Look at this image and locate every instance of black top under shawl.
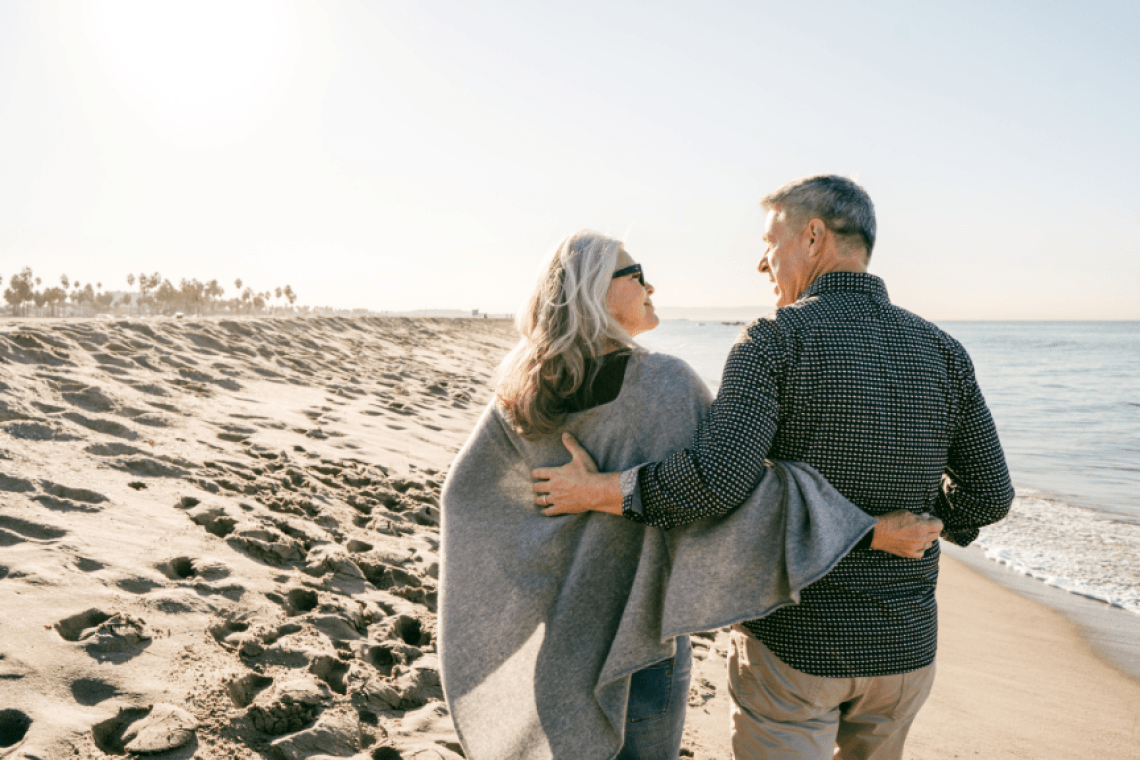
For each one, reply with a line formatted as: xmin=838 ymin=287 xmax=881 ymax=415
xmin=559 ymin=350 xmax=632 ymax=413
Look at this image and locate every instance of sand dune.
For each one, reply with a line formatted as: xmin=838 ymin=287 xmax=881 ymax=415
xmin=0 ymin=316 xmax=518 ymax=759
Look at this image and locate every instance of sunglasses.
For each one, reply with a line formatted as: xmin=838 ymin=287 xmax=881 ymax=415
xmin=612 ymin=263 xmax=645 ymax=286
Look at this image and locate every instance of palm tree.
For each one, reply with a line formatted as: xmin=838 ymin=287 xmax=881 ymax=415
xmin=204 ymin=280 xmax=223 ymax=314
xmin=4 ymin=268 xmax=34 ymax=316
xmin=126 ymin=274 xmax=135 ymax=315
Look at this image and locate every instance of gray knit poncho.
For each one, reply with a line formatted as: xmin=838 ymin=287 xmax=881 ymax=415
xmin=440 ymin=352 xmax=875 ymax=760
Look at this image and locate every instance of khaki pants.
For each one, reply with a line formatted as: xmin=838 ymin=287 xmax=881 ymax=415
xmin=728 ymin=628 xmax=935 ymax=760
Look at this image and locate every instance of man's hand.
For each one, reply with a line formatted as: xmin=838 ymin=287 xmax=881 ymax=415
xmin=871 ymin=510 xmax=944 ymax=559
xmin=532 ymin=433 xmax=623 ymax=516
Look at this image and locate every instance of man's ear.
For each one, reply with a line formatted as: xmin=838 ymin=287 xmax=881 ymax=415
xmin=806 ymin=219 xmax=827 ymax=257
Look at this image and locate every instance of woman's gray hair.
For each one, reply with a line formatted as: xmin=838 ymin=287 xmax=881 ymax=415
xmin=761 ymin=175 xmax=877 ymax=256
xmin=496 ymin=230 xmax=634 ymax=439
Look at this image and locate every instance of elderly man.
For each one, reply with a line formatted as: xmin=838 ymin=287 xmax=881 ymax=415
xmin=534 ymin=175 xmax=1014 ymax=760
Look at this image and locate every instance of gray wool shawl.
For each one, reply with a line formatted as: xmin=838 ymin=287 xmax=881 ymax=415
xmin=439 ymin=352 xmax=876 ymax=760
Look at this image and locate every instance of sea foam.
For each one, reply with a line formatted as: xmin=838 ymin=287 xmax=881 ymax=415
xmin=974 ymin=489 xmax=1140 ymax=614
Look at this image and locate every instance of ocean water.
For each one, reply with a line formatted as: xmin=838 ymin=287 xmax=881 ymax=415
xmin=638 ymin=319 xmax=1140 ymax=615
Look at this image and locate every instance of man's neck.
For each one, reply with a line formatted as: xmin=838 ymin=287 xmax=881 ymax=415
xmin=796 ymin=258 xmax=868 ymax=300
xmin=828 ymin=260 xmax=869 ymax=275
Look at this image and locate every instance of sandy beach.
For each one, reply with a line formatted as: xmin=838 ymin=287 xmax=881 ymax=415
xmin=1 ymin=316 xmax=1137 ymax=759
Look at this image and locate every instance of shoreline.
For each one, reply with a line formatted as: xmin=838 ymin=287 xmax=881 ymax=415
xmin=903 ymin=553 xmax=1140 ymax=759
xmin=944 ymin=543 xmax=1140 ymax=682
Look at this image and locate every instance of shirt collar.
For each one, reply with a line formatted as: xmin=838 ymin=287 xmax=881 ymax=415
xmin=798 ymin=272 xmax=889 ymax=303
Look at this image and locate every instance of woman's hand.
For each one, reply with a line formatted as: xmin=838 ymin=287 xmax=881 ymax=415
xmin=532 ymin=433 xmax=623 ymax=516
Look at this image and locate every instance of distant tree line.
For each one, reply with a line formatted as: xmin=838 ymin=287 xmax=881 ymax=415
xmin=1 ymin=268 xmax=300 ymax=318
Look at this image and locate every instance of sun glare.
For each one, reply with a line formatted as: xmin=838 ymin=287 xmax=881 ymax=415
xmin=80 ymin=0 xmax=296 ymax=127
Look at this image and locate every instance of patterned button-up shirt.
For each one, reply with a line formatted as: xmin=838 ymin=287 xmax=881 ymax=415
xmin=625 ymin=272 xmax=1014 ymax=677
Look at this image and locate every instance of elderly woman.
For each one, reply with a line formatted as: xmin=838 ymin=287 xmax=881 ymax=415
xmin=439 ymin=231 xmax=877 ymax=760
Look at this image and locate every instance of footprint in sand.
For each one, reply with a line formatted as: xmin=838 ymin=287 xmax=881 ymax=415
xmin=185 ymin=505 xmax=238 ymax=538
xmin=74 ymin=557 xmax=105 ymax=572
xmin=31 ymin=481 xmax=109 ymax=513
xmin=107 ymin=456 xmax=189 ymax=479
xmin=2 ymin=420 xmax=82 ymax=441
xmin=127 ymin=380 xmax=170 ymax=396
xmin=70 ymin=677 xmax=118 ymax=706
xmin=0 ymin=653 xmax=30 ymax=681
xmin=0 ymin=397 xmax=34 ymax=423
xmin=54 ymin=608 xmax=153 ymax=660
xmin=244 ymin=677 xmax=329 ymax=737
xmin=115 ymin=576 xmax=164 ymax=594
xmin=0 ymin=514 xmax=68 ymax=546
xmin=35 ymin=372 xmax=85 ymax=392
xmin=2 ymin=332 xmax=74 ymax=366
xmin=84 ymin=442 xmax=144 ymax=457
xmin=92 ymin=704 xmax=197 ymax=756
xmin=226 ymin=672 xmax=275 ymax=708
xmin=61 ymin=411 xmax=138 ymax=440
xmin=308 ymin=653 xmax=350 ymax=694
xmin=281 ymin=588 xmax=319 ymax=617
xmin=61 ymin=386 xmax=121 ymax=414
xmin=0 ymin=709 xmax=32 ymax=752
xmin=91 ymin=352 xmax=135 ymax=371
xmin=0 ymin=474 xmax=35 ymax=493
xmin=156 ymin=556 xmax=197 ymax=581
xmin=208 ymin=616 xmax=253 ymax=650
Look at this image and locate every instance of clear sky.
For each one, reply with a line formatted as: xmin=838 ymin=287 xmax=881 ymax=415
xmin=1 ymin=0 xmax=1137 ymax=319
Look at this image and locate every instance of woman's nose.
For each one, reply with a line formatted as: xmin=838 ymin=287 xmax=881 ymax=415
xmin=758 ymin=256 xmax=770 ymax=274
xmin=645 ymin=282 xmax=655 ymax=295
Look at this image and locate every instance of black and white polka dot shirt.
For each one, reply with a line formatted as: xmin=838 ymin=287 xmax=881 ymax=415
xmin=626 ymin=272 xmax=1014 ymax=677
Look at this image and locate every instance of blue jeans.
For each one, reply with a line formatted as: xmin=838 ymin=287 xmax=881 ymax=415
xmin=617 ymin=635 xmax=692 ymax=760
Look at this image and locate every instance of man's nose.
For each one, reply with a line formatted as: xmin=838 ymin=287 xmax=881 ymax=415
xmin=645 ymin=282 xmax=655 ymax=296
xmin=758 ymin=256 xmax=770 ymax=274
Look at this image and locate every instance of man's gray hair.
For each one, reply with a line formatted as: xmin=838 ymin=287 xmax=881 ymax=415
xmin=761 ymin=175 xmax=876 ymax=256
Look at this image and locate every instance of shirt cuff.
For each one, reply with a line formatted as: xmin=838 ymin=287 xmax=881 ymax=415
xmin=619 ymin=465 xmax=647 ymax=523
